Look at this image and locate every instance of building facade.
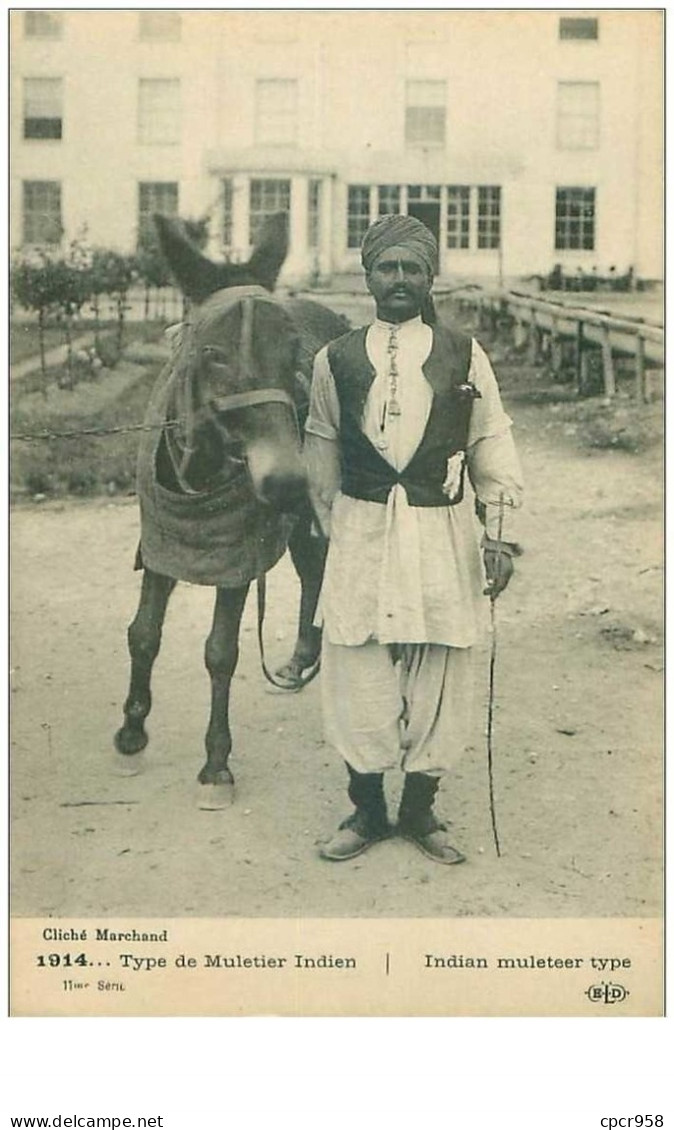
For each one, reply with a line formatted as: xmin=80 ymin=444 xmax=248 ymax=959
xmin=10 ymin=9 xmax=663 ymax=284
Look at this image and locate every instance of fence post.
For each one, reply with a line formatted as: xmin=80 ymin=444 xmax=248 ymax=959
xmin=550 ymin=315 xmax=563 ymax=379
xmin=635 ymin=333 xmax=647 ymax=402
xmin=527 ymin=306 xmax=541 ymax=364
xmin=575 ymin=318 xmax=584 ymax=392
xmin=513 ymin=314 xmax=527 ymax=351
xmin=600 ymin=323 xmax=616 ymax=398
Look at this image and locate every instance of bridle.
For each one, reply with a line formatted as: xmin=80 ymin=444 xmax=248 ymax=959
xmin=199 ymin=291 xmax=299 ymax=422
xmin=168 ymin=293 xmax=301 ymax=477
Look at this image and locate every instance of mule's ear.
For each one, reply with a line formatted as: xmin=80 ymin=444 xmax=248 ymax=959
xmin=154 ymin=214 xmax=228 ymax=303
xmin=247 ymin=211 xmax=289 ymax=291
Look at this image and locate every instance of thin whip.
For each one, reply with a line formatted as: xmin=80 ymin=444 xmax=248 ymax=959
xmin=486 ymin=491 xmax=505 ymax=857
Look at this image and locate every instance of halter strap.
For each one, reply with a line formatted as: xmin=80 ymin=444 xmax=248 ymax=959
xmin=209 ymin=386 xmax=296 ymax=414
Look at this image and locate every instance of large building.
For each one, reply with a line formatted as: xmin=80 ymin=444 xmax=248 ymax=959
xmin=10 ymin=9 xmax=663 ymax=285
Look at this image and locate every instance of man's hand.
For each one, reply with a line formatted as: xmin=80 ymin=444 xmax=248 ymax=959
xmin=482 ymin=538 xmax=522 ymax=599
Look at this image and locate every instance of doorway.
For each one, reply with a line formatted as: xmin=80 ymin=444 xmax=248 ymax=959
xmin=407 ymin=200 xmax=440 ymax=246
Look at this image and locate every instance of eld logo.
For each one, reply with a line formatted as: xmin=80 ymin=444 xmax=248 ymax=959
xmin=585 ymin=981 xmax=630 ymax=1004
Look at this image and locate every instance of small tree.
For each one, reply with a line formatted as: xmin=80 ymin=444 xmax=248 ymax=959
xmin=50 ymin=239 xmax=94 ymax=386
xmin=10 ymin=251 xmax=64 ymax=378
xmin=93 ymin=251 xmax=137 ymax=351
xmin=88 ymin=247 xmax=134 ymax=350
xmin=11 ymin=240 xmax=96 ymax=384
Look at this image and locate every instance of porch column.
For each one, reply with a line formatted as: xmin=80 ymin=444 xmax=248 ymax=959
xmin=232 ymin=173 xmax=249 ymax=260
xmin=289 ymin=175 xmax=309 ymax=280
xmin=368 ymin=184 xmax=377 ymax=225
xmin=438 ymin=185 xmax=449 ymax=278
xmin=468 ymin=185 xmax=479 ymax=253
xmin=319 ymin=176 xmax=333 ymax=279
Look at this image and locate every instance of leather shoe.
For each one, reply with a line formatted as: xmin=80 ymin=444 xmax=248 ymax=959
xmin=399 ymin=820 xmax=466 ymax=865
xmin=319 ymin=812 xmax=390 ymax=862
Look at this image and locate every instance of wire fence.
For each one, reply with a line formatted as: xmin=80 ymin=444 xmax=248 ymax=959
xmin=10 ymin=420 xmax=181 ymax=443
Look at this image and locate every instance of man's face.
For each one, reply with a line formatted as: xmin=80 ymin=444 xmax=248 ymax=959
xmin=365 ymin=244 xmax=433 ymax=323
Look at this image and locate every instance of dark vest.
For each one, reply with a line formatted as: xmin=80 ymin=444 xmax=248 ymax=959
xmin=327 ymin=323 xmax=478 ymax=507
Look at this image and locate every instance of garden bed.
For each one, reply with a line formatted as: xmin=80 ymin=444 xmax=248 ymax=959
xmin=10 ymin=346 xmax=166 ymax=502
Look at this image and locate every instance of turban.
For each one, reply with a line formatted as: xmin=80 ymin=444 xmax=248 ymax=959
xmin=361 ymin=214 xmax=439 ymax=276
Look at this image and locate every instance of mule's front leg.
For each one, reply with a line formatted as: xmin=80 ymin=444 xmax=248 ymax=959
xmin=114 ymin=568 xmax=176 ymax=763
xmin=275 ymin=510 xmax=326 ymax=690
xmin=198 ymin=583 xmax=249 ymax=808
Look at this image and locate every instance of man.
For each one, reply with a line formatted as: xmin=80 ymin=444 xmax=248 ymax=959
xmin=304 ymin=214 xmax=523 ymax=864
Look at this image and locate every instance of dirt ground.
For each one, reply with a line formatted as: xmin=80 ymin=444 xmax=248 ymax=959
xmin=10 ymin=364 xmax=663 ymax=921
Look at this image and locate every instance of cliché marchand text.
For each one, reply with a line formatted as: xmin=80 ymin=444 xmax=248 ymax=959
xmin=42 ymin=928 xmax=169 ymax=943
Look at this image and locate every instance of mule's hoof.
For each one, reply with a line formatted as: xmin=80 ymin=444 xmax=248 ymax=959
xmin=270 ymin=659 xmax=318 ymax=693
xmin=114 ymin=726 xmax=148 ymax=757
xmin=111 ymin=750 xmax=146 ymax=777
xmin=196 ymin=780 xmax=235 ymax=810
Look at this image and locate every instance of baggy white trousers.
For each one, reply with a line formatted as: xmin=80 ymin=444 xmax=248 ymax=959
xmin=320 ymin=638 xmax=475 ymax=777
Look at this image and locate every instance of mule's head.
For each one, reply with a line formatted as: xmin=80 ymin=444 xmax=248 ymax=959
xmin=156 ymin=213 xmax=307 ymax=512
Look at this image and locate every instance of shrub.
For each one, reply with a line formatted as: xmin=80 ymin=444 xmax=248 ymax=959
xmin=66 ymin=465 xmax=99 ymax=495
xmin=95 ymin=332 xmax=122 ymax=370
xmin=25 ymin=468 xmax=54 ymax=497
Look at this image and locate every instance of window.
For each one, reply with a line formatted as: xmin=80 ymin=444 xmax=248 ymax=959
xmin=405 ymin=80 xmax=446 ymax=147
xmin=408 ymin=184 xmax=441 ymax=203
xmin=23 ymin=77 xmax=63 ymax=140
xmin=138 ymin=182 xmax=179 ymax=247
xmin=477 ymin=186 xmax=501 ymax=249
xmin=255 ymin=79 xmax=298 ymax=146
xmin=559 ymin=17 xmax=598 ymax=41
xmin=138 ymin=79 xmax=181 ymax=145
xmin=308 ymin=179 xmax=322 ymax=249
xmin=24 ymin=11 xmax=62 ymax=38
xmin=446 ymin=186 xmax=470 ymax=249
xmin=347 ymin=185 xmax=371 ymax=249
xmin=378 ymin=185 xmax=401 ymax=216
xmin=221 ymin=179 xmax=233 ymax=249
xmin=249 ymin=179 xmax=290 ymax=245
xmin=444 ymin=185 xmax=502 ymax=251
xmin=555 ymin=187 xmax=595 ymax=250
xmin=139 ymin=12 xmax=182 ymax=41
xmin=557 ymin=82 xmax=599 ymax=149
xmin=23 ymin=180 xmax=62 ymax=245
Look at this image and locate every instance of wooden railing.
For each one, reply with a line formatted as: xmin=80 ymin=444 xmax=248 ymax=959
xmin=435 ymin=286 xmax=664 ymax=402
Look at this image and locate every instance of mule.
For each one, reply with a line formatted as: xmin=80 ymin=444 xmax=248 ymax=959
xmin=114 ymin=212 xmax=347 ymax=807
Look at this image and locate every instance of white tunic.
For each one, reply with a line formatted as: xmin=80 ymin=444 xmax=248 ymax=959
xmin=305 ymin=316 xmax=523 ymax=648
